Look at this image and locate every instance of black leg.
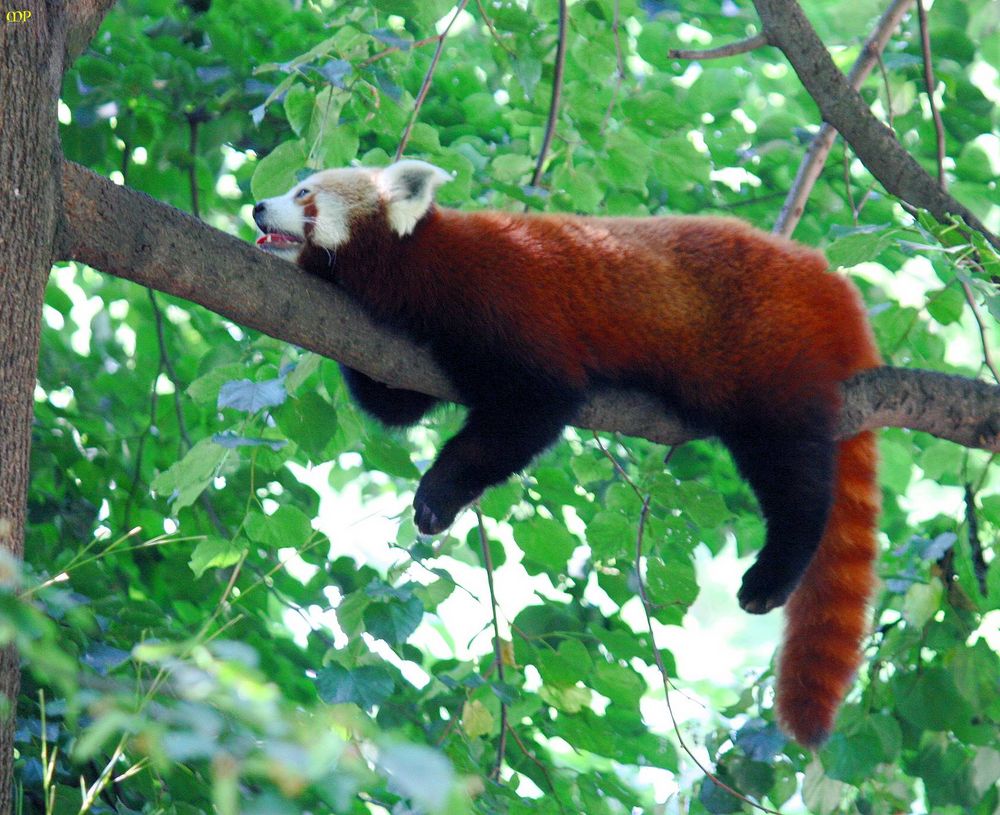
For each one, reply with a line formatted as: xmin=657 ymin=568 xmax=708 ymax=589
xmin=341 ymin=365 xmax=439 ymax=428
xmin=721 ymin=424 xmax=837 ymax=614
xmin=413 ymin=395 xmax=582 ymax=534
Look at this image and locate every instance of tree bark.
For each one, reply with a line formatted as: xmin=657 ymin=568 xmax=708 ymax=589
xmin=0 ymin=3 xmax=114 ymax=811
xmin=58 ymin=162 xmax=1000 ymax=453
xmin=0 ymin=6 xmax=66 ymax=812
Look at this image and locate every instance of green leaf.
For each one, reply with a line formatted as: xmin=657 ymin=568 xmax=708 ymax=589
xmin=901 ymin=578 xmax=943 ymax=629
xmin=363 ymin=595 xmax=424 ymax=644
xmin=895 ymin=667 xmax=974 ymax=732
xmin=377 ymin=743 xmax=455 ymax=815
xmin=337 ymin=591 xmax=371 ymax=639
xmin=412 ymin=578 xmax=453 ymax=612
xmin=513 ymin=517 xmax=578 ymax=574
xmin=925 ymin=286 xmax=965 ymax=325
xmin=491 ymin=154 xmax=535 ymax=183
xmin=539 ymin=683 xmax=591 ymax=714
xmin=361 ymin=435 xmax=420 ymax=479
xmin=825 ymin=227 xmax=896 ymax=267
xmin=537 ymin=638 xmax=593 ymax=686
xmin=218 ymin=377 xmax=287 ymax=413
xmin=461 ymin=699 xmax=494 ymax=739
xmin=644 ymin=553 xmax=699 ymax=623
xmin=189 ymin=537 xmax=247 ymax=578
xmin=316 ymin=664 xmax=394 ymax=709
xmin=283 ymin=83 xmax=314 ymax=137
xmin=151 ymin=437 xmax=229 ymax=512
xmin=275 ymin=391 xmax=336 ymax=459
xmin=590 ymin=661 xmax=645 ymax=708
xmin=244 ymin=505 xmax=314 ymax=549
xmin=586 ymin=510 xmax=633 ymax=561
xmin=251 ymin=139 xmax=308 ymax=199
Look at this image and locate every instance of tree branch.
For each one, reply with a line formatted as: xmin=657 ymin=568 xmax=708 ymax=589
xmin=774 ymin=0 xmax=915 ymax=236
xmin=63 ymin=0 xmax=117 ymax=68
xmin=394 ymin=0 xmax=470 ymax=161
xmin=669 ymin=33 xmax=770 ymax=61
xmin=751 ymin=0 xmax=999 ymax=250
xmin=915 ymin=0 xmax=947 ymax=190
xmin=529 ymin=0 xmax=568 ymax=188
xmin=57 ymin=161 xmax=1000 ymax=453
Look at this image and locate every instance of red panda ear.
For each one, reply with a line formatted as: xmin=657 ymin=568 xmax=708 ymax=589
xmin=376 ymin=160 xmax=453 ymax=236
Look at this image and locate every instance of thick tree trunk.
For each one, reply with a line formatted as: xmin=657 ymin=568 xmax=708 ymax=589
xmin=0 ymin=6 xmax=68 ymax=812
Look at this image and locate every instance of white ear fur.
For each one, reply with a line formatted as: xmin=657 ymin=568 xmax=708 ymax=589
xmin=376 ymin=160 xmax=453 ymax=236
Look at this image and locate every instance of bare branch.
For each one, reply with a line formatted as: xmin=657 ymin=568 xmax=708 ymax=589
xmin=599 ymin=0 xmax=626 ymax=135
xmin=394 ymin=0 xmax=471 ymax=161
xmin=754 ymin=0 xmax=998 ymax=249
xmin=529 ymin=0 xmax=568 ymax=188
xmin=669 ymin=32 xmax=770 ymax=61
xmin=473 ymin=508 xmax=507 ymax=781
xmin=63 ymin=0 xmax=117 ymax=67
xmin=58 ymin=162 xmax=1000 ymax=453
xmin=916 ymin=0 xmax=947 ymax=189
xmin=960 ymin=280 xmax=1000 ymax=384
xmin=774 ymin=0 xmax=914 ymax=237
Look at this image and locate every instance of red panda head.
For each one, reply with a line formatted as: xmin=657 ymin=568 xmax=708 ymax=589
xmin=253 ymin=160 xmax=452 ymax=261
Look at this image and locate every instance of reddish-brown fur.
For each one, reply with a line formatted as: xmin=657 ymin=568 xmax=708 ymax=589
xmin=777 ymin=431 xmax=881 ymax=745
xmin=257 ymin=169 xmax=882 ymax=746
xmin=335 ymin=207 xmax=883 ymax=746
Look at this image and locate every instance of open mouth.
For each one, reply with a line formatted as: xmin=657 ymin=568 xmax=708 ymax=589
xmin=256 ymin=230 xmax=304 ymax=250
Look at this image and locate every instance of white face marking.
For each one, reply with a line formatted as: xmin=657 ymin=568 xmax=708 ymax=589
xmin=310 ymin=190 xmax=350 ymax=248
xmin=257 ymin=186 xmax=306 ymax=237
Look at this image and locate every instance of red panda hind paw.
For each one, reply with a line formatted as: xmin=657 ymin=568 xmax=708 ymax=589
xmin=737 ymin=564 xmax=796 ymax=615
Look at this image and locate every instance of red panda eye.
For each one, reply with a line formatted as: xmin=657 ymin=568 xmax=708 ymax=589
xmin=295 ymin=188 xmax=310 ymax=200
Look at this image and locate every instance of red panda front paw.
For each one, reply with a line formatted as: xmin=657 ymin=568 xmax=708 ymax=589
xmin=413 ymin=479 xmax=467 ymax=535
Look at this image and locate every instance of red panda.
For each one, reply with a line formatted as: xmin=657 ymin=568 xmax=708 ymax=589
xmin=253 ymin=159 xmax=882 ymax=748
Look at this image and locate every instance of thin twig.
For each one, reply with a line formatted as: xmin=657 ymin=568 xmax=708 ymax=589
xmin=959 ymin=279 xmax=1000 ymax=383
xmin=669 ymin=32 xmax=770 ymax=60
xmin=147 ymin=287 xmax=230 ymax=537
xmin=916 ymin=0 xmax=946 ymax=189
xmin=360 ymin=34 xmax=440 ymax=68
xmin=964 ymin=484 xmax=989 ymax=597
xmin=474 ymin=506 xmax=508 ymax=780
xmin=851 ymin=51 xmax=898 ymax=218
xmin=773 ymin=0 xmax=915 ymax=237
xmin=843 ymin=141 xmax=859 ymax=224
xmin=633 ymin=497 xmax=785 ymax=815
xmin=186 ymin=112 xmax=202 ymax=218
xmin=395 ymin=0 xmax=471 ymax=161
xmin=529 ymin=0 xmax=568 ymax=188
xmin=599 ymin=0 xmax=626 ymax=135
xmin=505 ymin=725 xmax=567 ymax=814
xmin=474 ymin=0 xmax=516 ymax=58
xmin=592 ymin=432 xmax=642 ymax=499
xmin=875 ymin=51 xmax=895 ymax=134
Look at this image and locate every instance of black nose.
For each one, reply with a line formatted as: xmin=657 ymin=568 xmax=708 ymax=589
xmin=252 ymin=201 xmax=266 ymax=228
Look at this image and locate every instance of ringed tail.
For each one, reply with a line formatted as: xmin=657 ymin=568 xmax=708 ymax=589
xmin=776 ymin=430 xmax=881 ymax=747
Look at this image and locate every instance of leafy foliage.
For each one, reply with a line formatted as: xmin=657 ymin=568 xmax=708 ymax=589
xmin=12 ymin=0 xmax=999 ymax=813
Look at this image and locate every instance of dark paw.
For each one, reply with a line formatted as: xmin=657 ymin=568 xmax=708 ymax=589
xmin=737 ymin=562 xmax=796 ymax=615
xmin=412 ymin=480 xmax=470 ymax=536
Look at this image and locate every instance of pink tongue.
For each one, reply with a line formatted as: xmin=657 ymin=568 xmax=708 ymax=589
xmin=256 ymin=233 xmax=298 ymax=246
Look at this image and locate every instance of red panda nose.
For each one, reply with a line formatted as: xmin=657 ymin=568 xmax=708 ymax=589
xmin=252 ymin=202 xmax=266 ymax=228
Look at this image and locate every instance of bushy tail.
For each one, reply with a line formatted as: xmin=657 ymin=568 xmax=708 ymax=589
xmin=776 ymin=430 xmax=880 ymax=747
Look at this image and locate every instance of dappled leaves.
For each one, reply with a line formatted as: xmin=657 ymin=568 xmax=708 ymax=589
xmin=17 ymin=0 xmax=1000 ymax=812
